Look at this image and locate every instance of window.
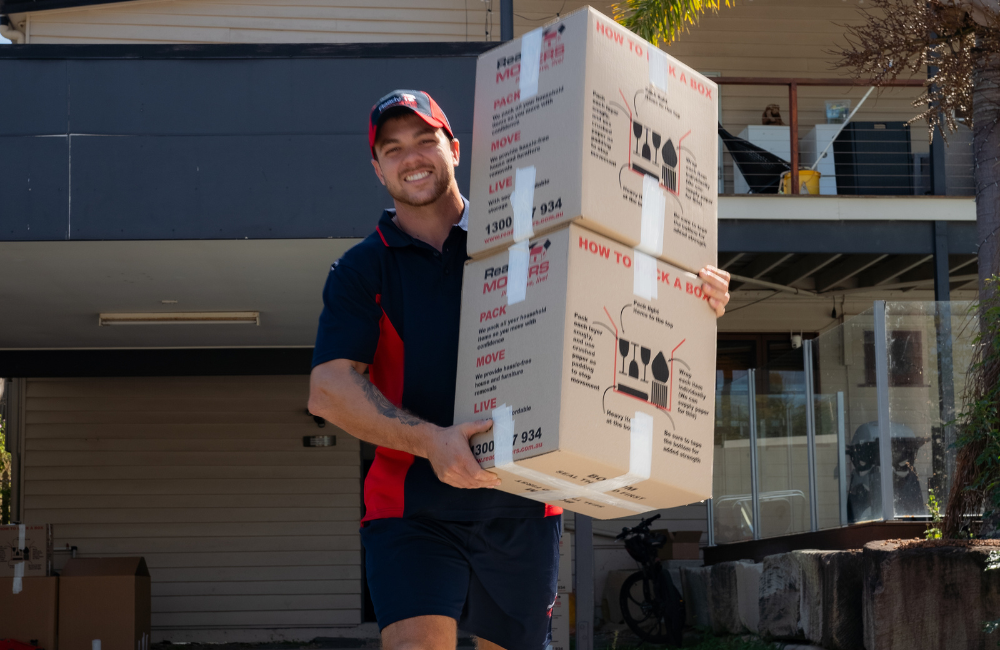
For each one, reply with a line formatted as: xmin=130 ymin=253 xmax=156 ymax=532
xmin=862 ymin=330 xmax=925 ymax=387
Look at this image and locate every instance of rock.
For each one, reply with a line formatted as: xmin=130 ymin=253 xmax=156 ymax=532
xmin=709 ymin=561 xmax=747 ymax=634
xmin=792 ymin=551 xmax=825 ymax=644
xmin=864 ymin=540 xmax=1000 ymax=650
xmin=680 ymin=565 xmax=712 ymax=629
xmin=601 ymin=569 xmax=634 ymax=624
xmin=734 ymin=561 xmax=763 ymax=634
xmin=758 ymin=552 xmax=805 ymax=640
xmin=819 ymin=550 xmax=864 ymax=650
xmin=663 ymin=559 xmax=703 ymax=600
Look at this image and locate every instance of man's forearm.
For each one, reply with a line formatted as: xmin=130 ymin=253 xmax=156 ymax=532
xmin=308 ymin=359 xmax=436 ymax=457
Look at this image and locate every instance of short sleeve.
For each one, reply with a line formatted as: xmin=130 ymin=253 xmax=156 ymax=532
xmin=311 ymin=255 xmax=383 ymax=369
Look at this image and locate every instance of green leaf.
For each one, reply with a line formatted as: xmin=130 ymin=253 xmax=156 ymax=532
xmin=612 ymin=0 xmax=733 ymax=45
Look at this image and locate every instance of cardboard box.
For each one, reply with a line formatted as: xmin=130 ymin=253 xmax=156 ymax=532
xmin=550 ymin=591 xmax=571 ymax=650
xmin=58 ymin=558 xmax=151 ymax=650
xmin=469 ymin=6 xmax=718 ymax=273
xmin=0 ymin=576 xmax=58 ymax=649
xmin=0 ymin=525 xmax=53 ymax=577
xmin=454 ymin=224 xmax=716 ymax=519
xmin=557 ymin=530 xmax=573 ymax=592
xmin=656 ymin=530 xmax=703 ymax=560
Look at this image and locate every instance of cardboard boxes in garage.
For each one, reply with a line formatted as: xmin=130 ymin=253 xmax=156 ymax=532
xmin=1 ymin=524 xmax=53 ymax=578
xmin=0 ymin=576 xmax=59 ymax=650
xmin=454 ymin=226 xmax=716 ymax=519
xmin=59 ymin=557 xmax=152 ymax=650
xmin=468 ymin=6 xmax=718 ymax=274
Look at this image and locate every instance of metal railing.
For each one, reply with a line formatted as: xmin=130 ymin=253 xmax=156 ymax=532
xmin=715 ymin=77 xmax=974 ymax=197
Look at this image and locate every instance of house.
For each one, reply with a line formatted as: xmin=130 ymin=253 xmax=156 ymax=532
xmin=0 ymin=0 xmax=978 ymax=641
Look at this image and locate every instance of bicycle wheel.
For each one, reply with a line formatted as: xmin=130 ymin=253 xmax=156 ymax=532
xmin=619 ymin=569 xmax=684 ymax=646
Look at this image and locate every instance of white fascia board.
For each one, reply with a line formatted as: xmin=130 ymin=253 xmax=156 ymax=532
xmin=719 ymin=195 xmax=976 ymax=222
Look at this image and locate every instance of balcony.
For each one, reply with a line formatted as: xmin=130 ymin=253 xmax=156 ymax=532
xmin=714 ymin=77 xmax=975 ymax=198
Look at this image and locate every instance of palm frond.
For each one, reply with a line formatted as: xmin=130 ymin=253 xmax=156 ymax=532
xmin=612 ymin=0 xmax=732 ymax=45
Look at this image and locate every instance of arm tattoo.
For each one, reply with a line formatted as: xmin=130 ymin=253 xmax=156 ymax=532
xmin=350 ymin=369 xmax=424 ymax=427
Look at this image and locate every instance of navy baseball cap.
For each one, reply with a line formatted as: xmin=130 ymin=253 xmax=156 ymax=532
xmin=369 ymin=89 xmax=455 ymax=157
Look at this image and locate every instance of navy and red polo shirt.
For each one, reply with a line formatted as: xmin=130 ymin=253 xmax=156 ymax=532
xmin=312 ymin=200 xmax=561 ymax=522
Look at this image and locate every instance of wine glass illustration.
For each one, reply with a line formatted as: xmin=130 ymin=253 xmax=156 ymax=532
xmin=619 ymin=338 xmax=631 ymax=374
xmin=651 ymin=132 xmax=662 ymax=166
xmin=629 ymin=343 xmax=640 ymax=379
xmin=641 ymin=129 xmax=651 ymax=162
xmin=632 ymin=121 xmax=643 ymax=156
xmin=640 ymin=346 xmax=651 ymax=381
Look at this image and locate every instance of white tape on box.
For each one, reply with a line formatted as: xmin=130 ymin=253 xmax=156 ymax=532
xmin=639 ymin=174 xmax=666 ymax=257
xmin=492 ymin=403 xmax=515 ymax=467
xmin=633 ymin=250 xmax=658 ymax=301
xmin=17 ymin=524 xmax=25 ymax=549
xmin=649 ymin=47 xmax=669 ymax=92
xmin=519 ymin=28 xmax=543 ymax=101
xmin=506 ymin=240 xmax=530 ymax=306
xmin=489 ymin=404 xmax=654 ymax=514
xmin=12 ymin=561 xmax=23 ymax=594
xmin=511 ymin=165 xmax=537 ymax=243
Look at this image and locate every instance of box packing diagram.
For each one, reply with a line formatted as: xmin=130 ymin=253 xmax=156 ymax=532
xmin=468 ymin=6 xmax=718 ymax=273
xmin=454 ymin=226 xmax=717 ymax=519
xmin=457 ymin=7 xmax=719 ymax=519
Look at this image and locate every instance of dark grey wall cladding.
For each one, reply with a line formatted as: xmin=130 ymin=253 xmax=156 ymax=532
xmin=0 ymin=51 xmax=479 ymax=241
xmin=0 ymin=60 xmax=69 ymax=136
xmin=1 ymin=136 xmax=69 ymax=240
xmin=720 ymin=220 xmax=978 ymax=255
xmin=67 ymin=58 xmax=478 ymax=136
xmin=70 ymin=132 xmax=471 ymax=239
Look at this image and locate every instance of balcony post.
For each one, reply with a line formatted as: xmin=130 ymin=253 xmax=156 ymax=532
xmin=789 ymin=82 xmax=800 ymax=194
xmin=500 ymin=0 xmax=514 ymax=41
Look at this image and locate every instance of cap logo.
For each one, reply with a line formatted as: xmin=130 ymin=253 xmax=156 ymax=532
xmin=377 ymin=93 xmax=419 ymax=114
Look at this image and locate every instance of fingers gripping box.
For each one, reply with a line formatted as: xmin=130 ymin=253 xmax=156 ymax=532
xmin=454 ymin=224 xmax=716 ymax=519
xmin=469 ymin=6 xmax=718 ymax=273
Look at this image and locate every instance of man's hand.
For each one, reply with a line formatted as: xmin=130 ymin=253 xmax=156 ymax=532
xmin=425 ymin=419 xmax=502 ymax=490
xmin=700 ymin=265 xmax=731 ymax=318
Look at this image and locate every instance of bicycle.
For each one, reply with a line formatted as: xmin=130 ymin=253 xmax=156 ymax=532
xmin=615 ymin=513 xmax=686 ymax=646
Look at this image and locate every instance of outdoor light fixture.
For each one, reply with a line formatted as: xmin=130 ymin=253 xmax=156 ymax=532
xmin=98 ymin=312 xmax=260 ymax=326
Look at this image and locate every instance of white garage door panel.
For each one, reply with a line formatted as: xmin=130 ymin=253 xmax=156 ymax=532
xmin=22 ymin=376 xmax=363 ymax=639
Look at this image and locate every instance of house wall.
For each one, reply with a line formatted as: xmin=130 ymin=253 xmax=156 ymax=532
xmin=20 ymin=376 xmax=363 ymax=641
xmin=11 ymin=0 xmax=612 ymax=44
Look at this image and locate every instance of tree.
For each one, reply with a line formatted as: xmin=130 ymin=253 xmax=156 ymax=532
xmin=834 ymin=0 xmax=999 ymax=296
xmin=613 ymin=0 xmax=732 ymax=45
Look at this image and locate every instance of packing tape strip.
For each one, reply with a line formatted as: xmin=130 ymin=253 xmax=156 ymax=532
xmin=639 ymin=174 xmax=666 ymax=257
xmin=506 ymin=240 xmax=530 ymax=306
xmin=519 ymin=27 xmax=543 ymax=101
xmin=649 ymin=46 xmax=669 ymax=92
xmin=489 ymin=404 xmax=653 ymax=513
xmin=511 ymin=165 xmax=537 ymax=243
xmin=12 ymin=561 xmax=23 ymax=594
xmin=633 ymin=250 xmax=658 ymax=301
xmin=492 ymin=403 xmax=515 ymax=467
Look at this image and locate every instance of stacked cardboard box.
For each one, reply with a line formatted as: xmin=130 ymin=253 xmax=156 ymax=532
xmin=455 ymin=6 xmax=719 ymax=519
xmin=0 ymin=525 xmax=56 ymax=648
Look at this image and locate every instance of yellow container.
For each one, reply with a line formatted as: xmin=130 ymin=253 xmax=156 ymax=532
xmin=781 ymin=169 xmax=821 ymax=195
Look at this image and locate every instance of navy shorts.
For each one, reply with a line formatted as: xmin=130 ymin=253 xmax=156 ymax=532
xmin=360 ymin=515 xmax=562 ymax=649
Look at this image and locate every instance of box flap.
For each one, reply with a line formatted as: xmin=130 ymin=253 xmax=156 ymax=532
xmin=667 ymin=531 xmax=703 ymax=544
xmin=61 ymin=557 xmax=149 ymax=577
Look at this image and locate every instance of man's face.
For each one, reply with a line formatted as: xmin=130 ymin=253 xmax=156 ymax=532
xmin=371 ymin=112 xmax=460 ymax=208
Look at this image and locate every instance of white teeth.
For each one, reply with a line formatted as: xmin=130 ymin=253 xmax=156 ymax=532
xmin=404 ymin=171 xmax=431 ymax=182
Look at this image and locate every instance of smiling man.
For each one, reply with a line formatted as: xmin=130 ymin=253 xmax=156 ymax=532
xmin=307 ymin=89 xmax=731 ymax=650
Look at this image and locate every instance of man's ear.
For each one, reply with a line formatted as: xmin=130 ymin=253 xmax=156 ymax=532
xmin=450 ymin=138 xmax=461 ymax=168
xmin=371 ymin=158 xmax=387 ymax=186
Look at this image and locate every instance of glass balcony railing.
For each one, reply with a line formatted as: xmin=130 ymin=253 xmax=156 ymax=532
xmin=710 ymin=300 xmax=977 ymax=545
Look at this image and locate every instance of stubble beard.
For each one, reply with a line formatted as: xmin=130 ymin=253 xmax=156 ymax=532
xmin=387 ymin=165 xmax=454 ymax=208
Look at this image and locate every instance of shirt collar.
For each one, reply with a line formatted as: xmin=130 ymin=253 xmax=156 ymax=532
xmin=377 ymin=195 xmax=469 ymax=248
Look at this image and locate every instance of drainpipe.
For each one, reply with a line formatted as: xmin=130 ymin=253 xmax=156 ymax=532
xmin=0 ymin=16 xmax=26 ymax=43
